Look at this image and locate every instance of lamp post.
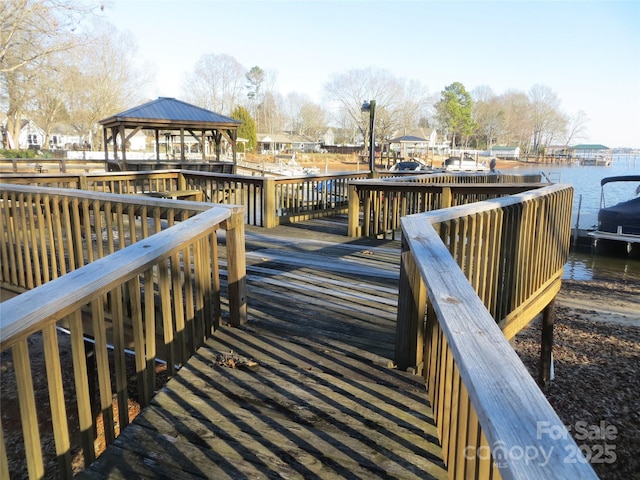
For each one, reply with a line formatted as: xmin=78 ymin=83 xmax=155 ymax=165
xmin=361 ymin=100 xmax=376 ymax=172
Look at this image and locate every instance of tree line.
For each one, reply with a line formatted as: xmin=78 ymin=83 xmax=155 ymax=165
xmin=2 ymin=0 xmax=588 ymax=155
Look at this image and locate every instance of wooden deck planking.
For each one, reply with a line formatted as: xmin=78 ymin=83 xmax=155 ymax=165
xmin=79 ymin=217 xmax=448 ymax=479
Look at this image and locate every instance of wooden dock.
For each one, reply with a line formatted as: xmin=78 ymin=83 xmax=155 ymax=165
xmin=78 ymin=216 xmax=448 ymax=479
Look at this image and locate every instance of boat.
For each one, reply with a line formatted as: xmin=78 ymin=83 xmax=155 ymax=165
xmin=588 ymin=175 xmax=640 ymax=255
xmin=443 ymin=156 xmax=489 ymax=172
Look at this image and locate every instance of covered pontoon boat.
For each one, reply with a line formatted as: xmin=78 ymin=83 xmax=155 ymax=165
xmin=589 ymin=175 xmax=640 ymax=255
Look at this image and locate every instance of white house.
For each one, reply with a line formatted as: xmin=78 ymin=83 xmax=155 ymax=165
xmin=491 ymin=146 xmax=521 ymax=159
xmin=257 ymin=132 xmax=321 ymax=154
xmin=1 ymin=119 xmax=46 ymax=150
xmin=128 ymin=131 xmax=147 ymax=151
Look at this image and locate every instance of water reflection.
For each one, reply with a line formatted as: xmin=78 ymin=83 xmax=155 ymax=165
xmin=565 ymin=250 xmax=640 ymax=282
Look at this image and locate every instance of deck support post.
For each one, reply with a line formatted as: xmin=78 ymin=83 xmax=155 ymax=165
xmin=225 ymin=211 xmax=247 ymax=326
xmin=539 ymin=299 xmax=555 ymax=386
xmin=263 ymin=177 xmax=277 ymax=228
xmin=347 ymin=184 xmax=361 ymax=237
xmin=395 ymin=238 xmax=426 ymax=373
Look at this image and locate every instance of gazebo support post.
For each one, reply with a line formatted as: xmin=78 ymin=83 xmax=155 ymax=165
xmin=180 ymin=128 xmax=185 ymax=162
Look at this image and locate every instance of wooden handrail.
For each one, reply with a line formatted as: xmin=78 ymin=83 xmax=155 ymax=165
xmin=0 ymin=170 xmax=370 ymax=229
xmin=395 ymin=184 xmax=597 ymax=479
xmin=0 ymin=185 xmax=246 ymax=479
xmin=347 ymin=173 xmax=544 ymax=238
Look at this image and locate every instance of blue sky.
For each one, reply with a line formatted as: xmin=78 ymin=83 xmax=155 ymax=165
xmin=103 ymin=1 xmax=640 ymax=148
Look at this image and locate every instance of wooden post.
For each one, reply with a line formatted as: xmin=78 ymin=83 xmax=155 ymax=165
xmin=178 ymin=172 xmax=187 ymax=191
xmin=225 ymin=210 xmax=247 ymax=326
xmin=78 ymin=174 xmax=88 ymax=191
xmin=395 ymin=238 xmax=426 ymax=373
xmin=180 ymin=128 xmax=185 ymax=161
xmin=347 ymin=184 xmax=361 ymax=237
xmin=539 ymin=298 xmax=555 ymax=386
xmin=103 ymin=128 xmax=109 ymax=167
xmin=442 ymin=186 xmax=452 ymax=208
xmin=263 ymin=177 xmax=277 ymax=228
xmin=118 ymin=125 xmax=127 ymax=171
xmin=85 ymin=342 xmax=97 ymax=432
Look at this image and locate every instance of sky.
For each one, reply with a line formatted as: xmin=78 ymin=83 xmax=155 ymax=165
xmin=102 ymin=0 xmax=640 ymax=149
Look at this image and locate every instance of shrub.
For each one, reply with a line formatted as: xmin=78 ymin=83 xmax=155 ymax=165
xmin=0 ymin=149 xmax=37 ymax=159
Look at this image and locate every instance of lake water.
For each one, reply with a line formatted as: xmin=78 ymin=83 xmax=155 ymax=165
xmin=502 ymin=155 xmax=640 ymax=282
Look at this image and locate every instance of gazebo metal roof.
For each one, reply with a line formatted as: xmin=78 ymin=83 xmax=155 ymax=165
xmin=99 ymin=97 xmax=241 ymax=129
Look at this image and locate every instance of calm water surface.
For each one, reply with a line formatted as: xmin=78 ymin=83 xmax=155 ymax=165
xmin=504 ymin=155 xmax=640 ymax=282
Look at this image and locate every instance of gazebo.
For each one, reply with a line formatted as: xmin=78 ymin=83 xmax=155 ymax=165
xmin=99 ymin=97 xmax=241 ymax=170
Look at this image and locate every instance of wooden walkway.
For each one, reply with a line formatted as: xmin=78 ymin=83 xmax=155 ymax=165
xmin=78 ymin=216 xmax=447 ymax=479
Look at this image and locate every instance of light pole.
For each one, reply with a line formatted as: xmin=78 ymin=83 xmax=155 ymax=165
xmin=361 ymin=100 xmax=376 ymax=172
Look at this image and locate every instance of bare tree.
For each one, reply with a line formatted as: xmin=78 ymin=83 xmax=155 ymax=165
xmin=282 ymin=92 xmax=328 ymax=140
xmin=245 ymin=66 xmax=264 ymax=128
xmin=565 ymin=110 xmax=590 ymax=145
xmin=529 ymin=84 xmax=565 ymax=154
xmin=24 ymin=53 xmax=69 ymax=148
xmin=0 ymin=0 xmax=95 ymax=73
xmin=64 ymin=21 xmax=150 ymax=149
xmin=473 ymin=96 xmax=505 ymax=150
xmin=254 ymin=69 xmax=282 ymax=134
xmin=183 ymin=53 xmax=246 ymax=115
xmin=498 ymin=90 xmax=534 ymax=152
xmin=471 ymin=85 xmax=495 ymax=104
xmin=323 ymin=67 xmax=428 ymax=145
xmin=1 ymin=0 xmax=97 ymax=144
xmin=393 ymin=78 xmax=431 ymax=137
xmin=1 ymin=65 xmax=38 ymax=146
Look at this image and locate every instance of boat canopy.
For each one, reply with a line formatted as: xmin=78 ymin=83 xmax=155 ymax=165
xmin=600 ymin=175 xmax=640 ymax=186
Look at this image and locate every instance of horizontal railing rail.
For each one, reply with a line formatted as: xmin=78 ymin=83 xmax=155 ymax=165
xmin=0 ymin=158 xmax=108 ymax=174
xmin=181 ymin=170 xmax=369 ymax=227
xmin=348 ymin=172 xmax=543 ymax=238
xmin=395 ymin=184 xmax=597 ymax=479
xmin=0 ymin=184 xmax=247 ymax=479
xmin=0 ymin=170 xmax=371 ymax=229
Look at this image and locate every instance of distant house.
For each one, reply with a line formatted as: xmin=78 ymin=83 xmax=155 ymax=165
xmin=412 ymin=127 xmax=438 ymax=147
xmin=0 ymin=118 xmax=46 ymax=150
xmin=387 ymin=135 xmax=429 ymax=158
xmin=128 ymin=131 xmax=147 ymax=151
xmin=412 ymin=128 xmax=451 ymax=155
xmin=257 ymin=132 xmax=320 ymax=154
xmin=321 ymin=128 xmax=335 ymax=146
xmin=387 ymin=128 xmax=442 ymax=157
xmin=491 ymin=146 xmax=520 ymax=159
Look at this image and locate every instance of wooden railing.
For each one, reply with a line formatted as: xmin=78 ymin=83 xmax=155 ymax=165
xmin=0 ymin=184 xmax=247 ymax=479
xmin=0 ymin=158 xmax=108 ymax=174
xmin=348 ymin=172 xmax=543 ymax=238
xmin=0 ymin=170 xmax=369 ymax=229
xmin=0 ymin=158 xmax=236 ymax=174
xmin=394 ymin=184 xmax=597 ymax=479
xmin=181 ymin=170 xmax=368 ymax=227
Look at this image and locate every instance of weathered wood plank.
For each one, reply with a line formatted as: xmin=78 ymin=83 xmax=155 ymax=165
xmin=81 ymin=340 xmax=447 ymax=480
xmin=78 ymin=217 xmax=448 ymax=480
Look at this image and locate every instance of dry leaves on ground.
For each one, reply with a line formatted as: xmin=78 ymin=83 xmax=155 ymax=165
xmin=514 ymin=278 xmax=640 ymax=480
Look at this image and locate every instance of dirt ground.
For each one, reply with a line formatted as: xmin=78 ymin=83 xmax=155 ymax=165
xmin=514 ymin=278 xmax=640 ymax=480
